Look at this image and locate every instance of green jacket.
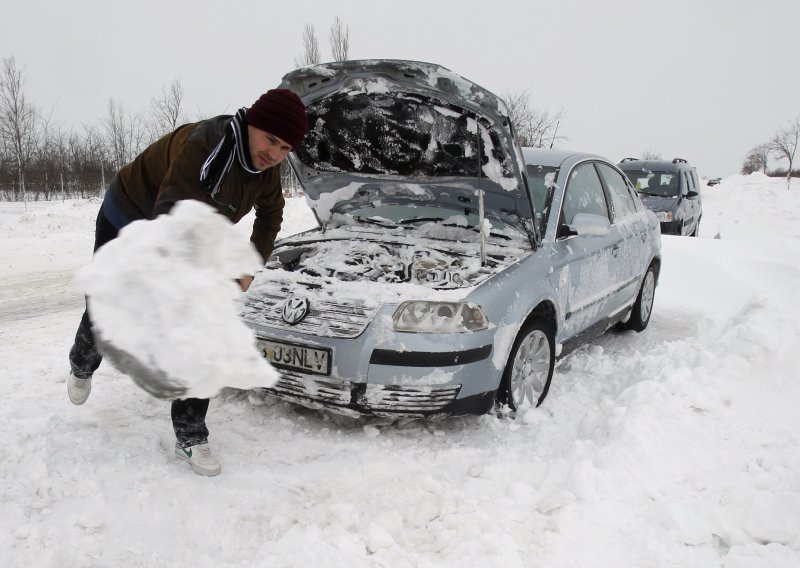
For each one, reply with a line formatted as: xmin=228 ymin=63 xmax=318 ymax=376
xmin=105 ymin=115 xmax=284 ymax=261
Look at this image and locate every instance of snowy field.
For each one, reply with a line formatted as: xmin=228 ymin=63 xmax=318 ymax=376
xmin=1 ymin=174 xmax=799 ymax=567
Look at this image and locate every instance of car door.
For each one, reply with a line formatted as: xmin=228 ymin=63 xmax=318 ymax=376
xmin=549 ymin=161 xmax=625 ymax=340
xmin=596 ymin=162 xmax=649 ymax=308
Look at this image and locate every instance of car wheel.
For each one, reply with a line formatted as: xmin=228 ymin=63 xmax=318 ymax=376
xmin=622 ymin=264 xmax=657 ymax=332
xmin=499 ymin=318 xmax=555 ymax=412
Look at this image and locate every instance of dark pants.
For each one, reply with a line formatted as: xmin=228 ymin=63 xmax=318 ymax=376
xmin=69 ymin=205 xmax=210 ymax=447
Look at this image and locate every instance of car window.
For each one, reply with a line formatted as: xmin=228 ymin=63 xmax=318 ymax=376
xmin=525 ymin=164 xmax=559 ymax=230
xmin=597 ymin=163 xmax=637 ymax=221
xmin=561 ymin=162 xmax=609 ymax=225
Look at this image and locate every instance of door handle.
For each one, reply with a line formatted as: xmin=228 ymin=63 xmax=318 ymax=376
xmin=612 ymin=245 xmax=620 ymax=257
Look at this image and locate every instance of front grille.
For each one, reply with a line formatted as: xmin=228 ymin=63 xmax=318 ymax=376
xmin=262 ymin=372 xmax=462 ymax=416
xmin=361 ymin=384 xmax=462 ymax=412
xmin=268 ymin=369 xmax=352 ymax=406
xmin=242 ymin=288 xmax=376 ymax=338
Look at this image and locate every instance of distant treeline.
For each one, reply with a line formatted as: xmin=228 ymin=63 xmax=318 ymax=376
xmin=0 ymin=57 xmax=302 ymax=202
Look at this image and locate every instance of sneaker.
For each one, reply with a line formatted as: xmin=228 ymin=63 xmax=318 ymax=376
xmin=67 ymin=373 xmax=92 ymax=405
xmin=175 ymin=443 xmax=221 ymax=477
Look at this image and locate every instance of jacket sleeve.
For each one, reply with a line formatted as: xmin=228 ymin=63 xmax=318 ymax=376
xmin=250 ymin=170 xmax=285 ymax=262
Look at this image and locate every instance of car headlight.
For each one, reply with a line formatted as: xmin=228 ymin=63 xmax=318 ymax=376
xmin=393 ymin=301 xmax=488 ymax=333
xmin=656 ymin=211 xmax=673 ymax=222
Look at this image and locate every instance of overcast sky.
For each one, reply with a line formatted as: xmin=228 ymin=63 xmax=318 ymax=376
xmin=2 ymin=0 xmax=798 ymax=176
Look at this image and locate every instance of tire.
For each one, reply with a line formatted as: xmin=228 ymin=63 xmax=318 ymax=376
xmin=499 ymin=317 xmax=555 ymax=412
xmin=622 ymin=264 xmax=657 ymax=332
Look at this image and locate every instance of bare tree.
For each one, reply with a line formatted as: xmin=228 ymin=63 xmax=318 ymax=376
xmin=0 ymin=56 xmax=39 ymax=202
xmin=769 ymin=117 xmax=800 ymax=189
xmin=640 ymin=150 xmax=662 ymax=160
xmin=295 ymin=24 xmax=321 ymax=68
xmin=741 ymin=143 xmax=771 ymax=175
xmin=503 ymin=89 xmax=566 ymax=148
xmin=329 ymin=17 xmax=350 ymax=62
xmin=101 ymin=97 xmax=146 ymax=170
xmin=151 ymin=79 xmax=185 ymax=136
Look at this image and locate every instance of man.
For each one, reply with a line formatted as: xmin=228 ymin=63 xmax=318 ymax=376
xmin=67 ymin=89 xmax=308 ymax=476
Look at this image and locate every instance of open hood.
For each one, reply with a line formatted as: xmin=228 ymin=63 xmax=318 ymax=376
xmin=278 ymin=60 xmax=535 ymax=239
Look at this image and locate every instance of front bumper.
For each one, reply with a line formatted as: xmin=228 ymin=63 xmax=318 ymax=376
xmin=659 ymin=220 xmax=682 ymax=235
xmin=262 ymin=368 xmax=495 ymax=417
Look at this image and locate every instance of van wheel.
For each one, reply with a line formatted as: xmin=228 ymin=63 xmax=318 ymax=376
xmin=499 ymin=317 xmax=555 ymax=412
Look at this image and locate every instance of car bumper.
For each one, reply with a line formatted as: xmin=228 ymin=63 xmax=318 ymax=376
xmin=659 ymin=220 xmax=682 ymax=235
xmin=246 ymin=308 xmax=502 ymax=417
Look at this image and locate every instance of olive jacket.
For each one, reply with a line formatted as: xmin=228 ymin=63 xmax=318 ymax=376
xmin=103 ymin=115 xmax=284 ymax=261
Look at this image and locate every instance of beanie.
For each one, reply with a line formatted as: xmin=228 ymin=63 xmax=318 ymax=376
xmin=245 ymin=89 xmax=308 ymax=149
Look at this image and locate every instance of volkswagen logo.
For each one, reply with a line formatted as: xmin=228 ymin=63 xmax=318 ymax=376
xmin=281 ymin=297 xmax=309 ymax=325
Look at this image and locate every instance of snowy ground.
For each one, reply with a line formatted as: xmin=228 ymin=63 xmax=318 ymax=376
xmin=1 ymin=174 xmax=799 ymax=567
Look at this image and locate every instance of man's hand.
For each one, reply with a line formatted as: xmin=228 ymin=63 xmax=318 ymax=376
xmin=237 ymin=275 xmax=254 ymax=292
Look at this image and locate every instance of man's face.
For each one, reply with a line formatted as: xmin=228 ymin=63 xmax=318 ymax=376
xmin=248 ymin=125 xmax=292 ymax=171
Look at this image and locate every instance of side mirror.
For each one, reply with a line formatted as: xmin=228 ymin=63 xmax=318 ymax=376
xmin=685 ymin=190 xmax=699 ymax=199
xmin=559 ymin=213 xmax=610 ymax=238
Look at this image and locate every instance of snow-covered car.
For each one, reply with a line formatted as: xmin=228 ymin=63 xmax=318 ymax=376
xmin=617 ymin=158 xmax=703 ymax=236
xmin=241 ymin=60 xmax=662 ymax=417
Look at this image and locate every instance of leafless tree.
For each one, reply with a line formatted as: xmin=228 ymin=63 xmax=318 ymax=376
xmin=769 ymin=117 xmax=800 ymax=189
xmin=503 ymin=89 xmax=566 ymax=148
xmin=640 ymin=150 xmax=662 ymax=160
xmin=151 ymin=79 xmax=186 ymax=136
xmin=295 ymin=24 xmax=321 ymax=68
xmin=741 ymin=143 xmax=771 ymax=175
xmin=0 ymin=56 xmax=39 ymax=201
xmin=101 ymin=97 xmax=146 ymax=170
xmin=329 ymin=17 xmax=351 ymax=62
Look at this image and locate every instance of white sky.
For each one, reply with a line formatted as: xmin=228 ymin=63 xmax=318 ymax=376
xmin=2 ymin=0 xmax=798 ymax=176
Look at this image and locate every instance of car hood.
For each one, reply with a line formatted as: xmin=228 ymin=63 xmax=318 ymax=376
xmin=639 ymin=194 xmax=679 ymax=212
xmin=278 ymin=60 xmax=534 ymax=239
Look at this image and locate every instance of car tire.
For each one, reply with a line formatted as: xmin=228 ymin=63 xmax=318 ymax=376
xmin=499 ymin=317 xmax=555 ymax=412
xmin=621 ymin=264 xmax=657 ymax=332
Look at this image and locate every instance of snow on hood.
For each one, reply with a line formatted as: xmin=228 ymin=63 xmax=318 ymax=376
xmin=639 ymin=194 xmax=679 ymax=213
xmin=279 ymin=60 xmax=534 ymax=236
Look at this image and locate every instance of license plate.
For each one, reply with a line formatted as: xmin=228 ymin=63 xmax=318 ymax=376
xmin=258 ymin=339 xmax=331 ymax=376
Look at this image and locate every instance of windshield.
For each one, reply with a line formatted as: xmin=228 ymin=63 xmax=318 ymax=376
xmin=525 ymin=164 xmax=559 ymax=230
xmin=296 ymin=91 xmax=514 ymax=180
xmin=623 ymin=170 xmax=680 ymax=197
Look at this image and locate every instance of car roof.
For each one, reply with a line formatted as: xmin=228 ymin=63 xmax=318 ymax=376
xmin=521 ymin=147 xmax=607 ymax=167
xmin=617 ymin=158 xmax=693 ymax=173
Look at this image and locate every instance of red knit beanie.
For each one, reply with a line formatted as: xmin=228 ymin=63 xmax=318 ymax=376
xmin=245 ymin=89 xmax=308 ymax=149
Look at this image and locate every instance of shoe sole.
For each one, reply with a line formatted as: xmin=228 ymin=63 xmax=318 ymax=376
xmin=175 ymin=448 xmax=221 ymax=477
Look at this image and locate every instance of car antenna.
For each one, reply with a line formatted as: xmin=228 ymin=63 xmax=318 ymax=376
xmin=549 ymin=120 xmax=560 ymax=149
xmin=477 ymin=121 xmax=486 ymax=266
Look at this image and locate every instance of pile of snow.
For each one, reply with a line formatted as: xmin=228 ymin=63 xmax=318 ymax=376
xmin=80 ymin=200 xmax=279 ymax=399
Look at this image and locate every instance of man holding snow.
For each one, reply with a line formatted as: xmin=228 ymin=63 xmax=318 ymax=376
xmin=67 ymin=89 xmax=308 ymax=476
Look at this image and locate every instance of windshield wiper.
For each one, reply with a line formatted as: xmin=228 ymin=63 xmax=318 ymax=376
xmin=352 ymin=216 xmax=399 ymax=228
xmin=398 ymin=217 xmax=446 ymax=225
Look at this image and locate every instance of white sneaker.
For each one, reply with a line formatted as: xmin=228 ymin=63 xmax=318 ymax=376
xmin=67 ymin=373 xmax=92 ymax=405
xmin=175 ymin=443 xmax=221 ymax=477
